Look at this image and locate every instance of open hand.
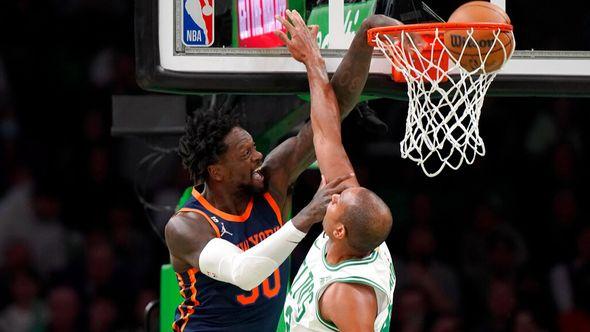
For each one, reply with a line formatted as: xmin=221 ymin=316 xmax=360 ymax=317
xmin=291 ymin=173 xmax=354 ymax=232
xmin=275 ymin=10 xmax=321 ymax=65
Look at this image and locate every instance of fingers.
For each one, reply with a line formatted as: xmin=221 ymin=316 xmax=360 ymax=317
xmin=289 ymin=9 xmax=306 ymax=26
xmin=283 ymin=9 xmax=307 ymax=31
xmin=284 ymin=10 xmax=297 ymax=27
xmin=274 ymin=30 xmax=289 ymax=45
xmin=319 ymin=174 xmax=327 ymax=189
xmin=309 ymin=25 xmax=319 ymax=39
xmin=278 ymin=9 xmax=305 ymax=31
xmin=275 ymin=14 xmax=294 ymax=32
xmin=324 ymin=173 xmax=355 ymax=188
xmin=277 ymin=10 xmax=317 ymax=40
xmin=327 ymin=183 xmax=350 ymax=196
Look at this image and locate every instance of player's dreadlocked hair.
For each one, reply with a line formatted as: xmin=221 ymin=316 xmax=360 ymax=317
xmin=179 ymin=100 xmax=240 ymax=183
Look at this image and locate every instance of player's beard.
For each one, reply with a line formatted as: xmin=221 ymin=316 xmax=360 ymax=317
xmin=239 ymin=182 xmax=265 ymax=195
xmin=238 ymin=175 xmax=267 ymax=195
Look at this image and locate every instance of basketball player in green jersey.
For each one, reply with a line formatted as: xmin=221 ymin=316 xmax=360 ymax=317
xmin=276 ymin=10 xmax=397 ymax=332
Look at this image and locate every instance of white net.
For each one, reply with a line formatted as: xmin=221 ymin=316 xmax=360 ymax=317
xmin=374 ymin=27 xmax=514 ymax=177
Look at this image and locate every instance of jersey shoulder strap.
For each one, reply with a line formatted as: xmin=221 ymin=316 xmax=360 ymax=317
xmin=176 ymin=207 xmax=221 ymax=238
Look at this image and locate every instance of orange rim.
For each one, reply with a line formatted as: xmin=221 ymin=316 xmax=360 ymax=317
xmin=367 ymin=22 xmax=513 ymax=46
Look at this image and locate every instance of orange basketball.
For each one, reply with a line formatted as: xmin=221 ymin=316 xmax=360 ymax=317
xmin=443 ymin=1 xmax=514 ymax=73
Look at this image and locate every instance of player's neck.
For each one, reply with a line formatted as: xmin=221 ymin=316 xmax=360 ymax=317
xmin=200 ymin=182 xmax=251 ymax=215
xmin=325 ymin=240 xmax=369 ymax=265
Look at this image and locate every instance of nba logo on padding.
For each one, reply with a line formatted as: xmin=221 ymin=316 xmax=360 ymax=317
xmin=183 ymin=0 xmax=214 ymax=46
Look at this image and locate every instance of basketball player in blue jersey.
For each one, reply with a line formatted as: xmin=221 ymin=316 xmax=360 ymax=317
xmin=164 ymin=11 xmax=404 ymax=332
xmin=277 ymin=10 xmax=399 ymax=331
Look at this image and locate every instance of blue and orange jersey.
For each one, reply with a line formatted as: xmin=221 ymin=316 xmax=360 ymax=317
xmin=173 ymin=188 xmax=289 ymax=332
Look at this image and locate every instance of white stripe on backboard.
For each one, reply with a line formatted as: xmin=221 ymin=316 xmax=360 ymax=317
xmin=490 ymin=0 xmax=506 ymax=10
xmin=329 ymin=0 xmax=346 ymax=48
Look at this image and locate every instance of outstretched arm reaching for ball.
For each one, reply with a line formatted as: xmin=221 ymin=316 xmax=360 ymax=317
xmin=276 ymin=10 xmax=365 ymax=187
xmin=260 ymin=12 xmax=404 ymax=212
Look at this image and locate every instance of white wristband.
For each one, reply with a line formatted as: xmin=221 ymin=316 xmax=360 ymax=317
xmin=199 ymin=220 xmax=306 ymax=290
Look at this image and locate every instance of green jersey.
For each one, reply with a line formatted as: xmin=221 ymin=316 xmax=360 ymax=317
xmin=283 ymin=233 xmax=396 ymax=332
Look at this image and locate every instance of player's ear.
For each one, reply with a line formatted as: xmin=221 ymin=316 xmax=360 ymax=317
xmin=207 ymin=164 xmax=224 ymax=182
xmin=332 ymin=223 xmax=346 ymax=240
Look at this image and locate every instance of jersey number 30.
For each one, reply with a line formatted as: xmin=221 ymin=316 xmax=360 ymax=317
xmin=236 ymin=269 xmax=281 ymax=305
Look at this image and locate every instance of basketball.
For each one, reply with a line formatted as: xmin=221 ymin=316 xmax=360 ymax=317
xmin=444 ymin=1 xmax=514 ymax=72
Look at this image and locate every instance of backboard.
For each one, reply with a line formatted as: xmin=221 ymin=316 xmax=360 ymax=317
xmin=135 ymin=0 xmax=590 ymax=98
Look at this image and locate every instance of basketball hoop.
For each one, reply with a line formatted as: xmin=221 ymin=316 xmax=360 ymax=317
xmin=368 ymin=22 xmax=514 ymax=177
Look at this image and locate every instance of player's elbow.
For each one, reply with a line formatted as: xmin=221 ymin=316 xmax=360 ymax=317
xmin=231 ymin=271 xmax=265 ymax=291
xmin=200 ymin=238 xmax=280 ymax=290
xmin=230 ymin=256 xmax=278 ymax=291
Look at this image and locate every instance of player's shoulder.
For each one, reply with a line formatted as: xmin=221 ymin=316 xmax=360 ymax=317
xmin=319 ymin=282 xmax=377 ymax=329
xmin=169 ymin=209 xmax=207 ymax=226
xmin=323 ymin=282 xmax=376 ymax=301
xmin=166 ymin=210 xmax=215 ymax=242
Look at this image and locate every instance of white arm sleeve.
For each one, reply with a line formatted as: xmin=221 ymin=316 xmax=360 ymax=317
xmin=198 ymin=221 xmax=306 ymax=291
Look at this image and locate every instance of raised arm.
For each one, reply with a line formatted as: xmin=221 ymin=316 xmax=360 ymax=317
xmin=265 ymin=14 xmax=405 ymax=203
xmin=276 ymin=10 xmax=359 ymax=187
xmin=263 ymin=13 xmax=389 ymax=205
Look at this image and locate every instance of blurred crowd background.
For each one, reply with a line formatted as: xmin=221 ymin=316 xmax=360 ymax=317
xmin=1 ymin=1 xmax=590 ymax=332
